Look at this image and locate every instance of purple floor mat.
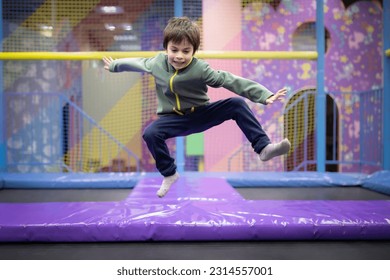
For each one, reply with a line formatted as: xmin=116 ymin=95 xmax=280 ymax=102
xmin=0 ymin=176 xmax=389 ymax=242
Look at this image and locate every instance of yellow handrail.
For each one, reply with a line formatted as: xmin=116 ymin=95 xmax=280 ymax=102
xmin=0 ymin=51 xmax=318 ymax=60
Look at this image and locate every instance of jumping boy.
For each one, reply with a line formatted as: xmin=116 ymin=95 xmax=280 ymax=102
xmin=103 ymin=17 xmax=291 ymax=198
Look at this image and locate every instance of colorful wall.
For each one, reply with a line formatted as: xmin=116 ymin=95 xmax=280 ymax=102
xmin=242 ymin=0 xmax=382 ymax=172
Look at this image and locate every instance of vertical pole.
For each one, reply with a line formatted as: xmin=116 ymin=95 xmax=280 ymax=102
xmin=316 ymin=0 xmax=326 ymax=172
xmin=174 ymin=0 xmax=183 ymax=18
xmin=0 ymin=0 xmax=6 ymax=172
xmin=174 ymin=0 xmax=185 ymax=173
xmin=383 ymin=1 xmax=390 ymax=170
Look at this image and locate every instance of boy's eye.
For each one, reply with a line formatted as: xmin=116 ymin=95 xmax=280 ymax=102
xmin=169 ymin=49 xmax=191 ymax=55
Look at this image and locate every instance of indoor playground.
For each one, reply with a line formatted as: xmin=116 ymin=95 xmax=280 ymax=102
xmin=0 ymin=0 xmax=390 ymax=259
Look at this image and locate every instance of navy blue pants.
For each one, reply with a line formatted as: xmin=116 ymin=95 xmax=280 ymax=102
xmin=142 ymin=97 xmax=271 ymax=176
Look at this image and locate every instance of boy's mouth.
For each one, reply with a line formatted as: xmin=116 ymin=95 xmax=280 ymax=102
xmin=172 ymin=61 xmax=186 ymax=68
xmin=174 ymin=60 xmax=184 ymax=65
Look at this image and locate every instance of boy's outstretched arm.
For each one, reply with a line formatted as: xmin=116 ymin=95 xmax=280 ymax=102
xmin=265 ymin=88 xmax=288 ymax=105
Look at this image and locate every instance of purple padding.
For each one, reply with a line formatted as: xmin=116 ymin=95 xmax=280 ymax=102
xmin=0 ymin=176 xmax=389 ymax=242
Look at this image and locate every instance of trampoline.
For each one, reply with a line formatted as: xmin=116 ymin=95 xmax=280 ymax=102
xmin=1 ymin=171 xmax=389 ymax=241
xmin=1 ymin=171 xmax=390 ymax=260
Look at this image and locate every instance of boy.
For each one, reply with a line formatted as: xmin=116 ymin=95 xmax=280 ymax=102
xmin=103 ymin=17 xmax=290 ymax=198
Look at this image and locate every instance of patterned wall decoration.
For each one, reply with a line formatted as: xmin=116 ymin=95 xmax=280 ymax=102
xmin=242 ymin=0 xmax=382 ymax=172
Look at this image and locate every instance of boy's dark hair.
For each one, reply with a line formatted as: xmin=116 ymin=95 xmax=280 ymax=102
xmin=163 ymin=17 xmax=200 ymax=54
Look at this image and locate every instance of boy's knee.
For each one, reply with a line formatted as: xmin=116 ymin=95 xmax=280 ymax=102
xmin=230 ymin=97 xmax=248 ymax=109
xmin=142 ymin=126 xmax=156 ymax=141
xmin=231 ymin=97 xmax=246 ymax=105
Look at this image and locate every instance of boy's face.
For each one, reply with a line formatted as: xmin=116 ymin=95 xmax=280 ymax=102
xmin=166 ymin=39 xmax=194 ymax=70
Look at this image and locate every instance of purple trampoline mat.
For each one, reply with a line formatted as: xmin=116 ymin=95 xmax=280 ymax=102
xmin=0 ymin=176 xmax=389 ymax=242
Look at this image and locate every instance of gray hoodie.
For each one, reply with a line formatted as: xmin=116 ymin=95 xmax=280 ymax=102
xmin=109 ymin=52 xmax=273 ymax=115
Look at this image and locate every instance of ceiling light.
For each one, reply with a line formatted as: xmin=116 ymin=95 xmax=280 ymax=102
xmin=96 ymin=6 xmax=124 ymax=14
xmin=104 ymin=23 xmax=116 ymax=31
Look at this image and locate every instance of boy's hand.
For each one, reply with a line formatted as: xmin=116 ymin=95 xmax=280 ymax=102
xmin=266 ymin=88 xmax=288 ymax=105
xmin=103 ymin=56 xmax=114 ymax=70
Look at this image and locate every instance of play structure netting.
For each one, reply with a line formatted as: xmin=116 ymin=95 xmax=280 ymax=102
xmin=0 ymin=0 xmax=387 ymax=175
